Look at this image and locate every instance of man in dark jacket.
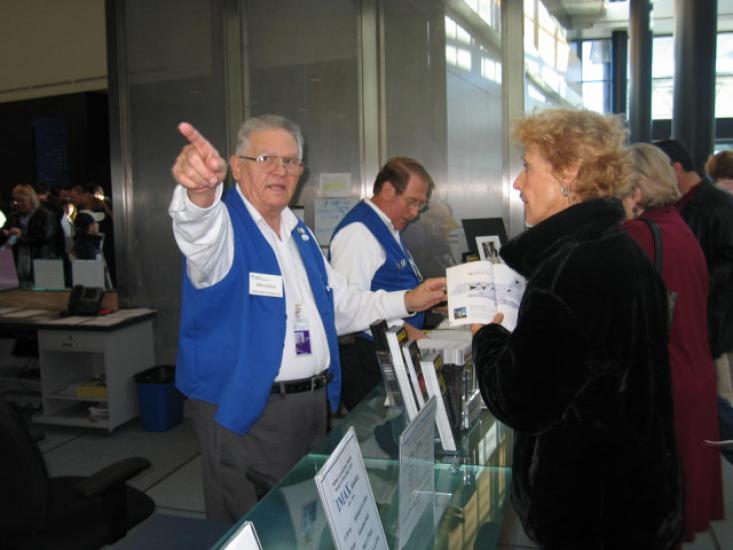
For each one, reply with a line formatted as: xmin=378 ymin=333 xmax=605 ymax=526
xmin=654 ymin=140 xmax=733 ymax=458
xmin=654 ymin=140 xmax=733 ymax=361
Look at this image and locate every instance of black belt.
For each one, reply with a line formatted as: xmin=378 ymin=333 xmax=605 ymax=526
xmin=271 ymin=371 xmax=333 ymax=394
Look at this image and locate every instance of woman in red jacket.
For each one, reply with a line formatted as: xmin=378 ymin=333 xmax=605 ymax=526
xmin=623 ymin=143 xmax=724 ymax=545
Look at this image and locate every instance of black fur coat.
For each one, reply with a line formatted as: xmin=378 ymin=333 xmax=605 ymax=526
xmin=473 ymin=199 xmax=683 ymax=549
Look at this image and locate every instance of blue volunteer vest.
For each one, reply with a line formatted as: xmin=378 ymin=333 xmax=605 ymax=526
xmin=176 ymin=189 xmax=341 ymax=435
xmin=331 ymin=201 xmax=424 ymax=331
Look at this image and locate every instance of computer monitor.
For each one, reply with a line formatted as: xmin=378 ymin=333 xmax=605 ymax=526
xmin=0 ymin=248 xmax=19 ymax=290
xmin=461 ymin=218 xmax=508 ymax=256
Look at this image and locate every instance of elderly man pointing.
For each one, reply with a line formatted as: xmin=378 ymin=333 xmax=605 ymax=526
xmin=169 ymin=114 xmax=446 ymax=522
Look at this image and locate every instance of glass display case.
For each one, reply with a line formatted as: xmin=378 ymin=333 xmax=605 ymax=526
xmin=213 ymin=385 xmax=513 ymax=549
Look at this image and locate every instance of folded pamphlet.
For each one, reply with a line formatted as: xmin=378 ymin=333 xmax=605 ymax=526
xmin=446 ymin=261 xmax=525 ymax=330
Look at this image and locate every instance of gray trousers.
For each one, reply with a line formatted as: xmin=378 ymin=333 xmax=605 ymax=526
xmin=189 ymin=387 xmax=328 ymax=522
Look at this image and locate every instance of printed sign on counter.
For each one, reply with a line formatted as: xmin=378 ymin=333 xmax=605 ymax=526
xmin=398 ymin=396 xmax=436 ymax=549
xmin=314 ymin=426 xmax=388 ymax=550
xmin=221 ymin=521 xmax=262 ymax=549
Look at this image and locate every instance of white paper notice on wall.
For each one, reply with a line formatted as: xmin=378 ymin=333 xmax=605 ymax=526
xmin=313 ymin=198 xmax=358 ymax=246
xmin=314 ymin=426 xmax=388 ymax=550
xmin=318 ymin=172 xmax=352 ymax=197
xmin=220 ymin=521 xmax=262 ymax=549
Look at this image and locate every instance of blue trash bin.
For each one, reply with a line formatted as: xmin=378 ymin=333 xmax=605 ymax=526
xmin=135 ymin=365 xmax=184 ymax=432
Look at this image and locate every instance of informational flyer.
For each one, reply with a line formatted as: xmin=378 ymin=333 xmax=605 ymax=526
xmin=314 ymin=426 xmax=388 ymax=550
xmin=318 ymin=172 xmax=353 ymax=197
xmin=446 ymin=261 xmax=525 ymax=330
xmin=398 ymin=397 xmax=436 ymax=549
xmin=313 ymin=198 xmax=359 ymax=246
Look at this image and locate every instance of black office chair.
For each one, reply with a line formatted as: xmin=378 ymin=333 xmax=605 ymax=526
xmin=0 ymin=398 xmax=155 ymax=549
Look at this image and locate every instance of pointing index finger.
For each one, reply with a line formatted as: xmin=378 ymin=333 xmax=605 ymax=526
xmin=178 ymin=122 xmax=219 ymax=160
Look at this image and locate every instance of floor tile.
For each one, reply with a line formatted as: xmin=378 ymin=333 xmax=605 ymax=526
xmin=146 ymin=454 xmax=205 ymax=515
xmin=35 ymin=424 xmax=86 ymax=452
xmin=43 ymin=417 xmax=200 ymax=492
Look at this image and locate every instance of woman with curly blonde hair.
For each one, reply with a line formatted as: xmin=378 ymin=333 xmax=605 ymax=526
xmin=472 ymin=109 xmax=683 ymax=548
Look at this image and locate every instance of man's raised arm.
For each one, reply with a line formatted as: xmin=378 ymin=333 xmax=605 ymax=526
xmin=169 ymin=123 xmax=234 ymax=288
xmin=171 ymin=122 xmax=228 ymax=208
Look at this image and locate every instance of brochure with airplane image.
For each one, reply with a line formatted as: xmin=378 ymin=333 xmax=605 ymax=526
xmin=446 ymin=261 xmax=525 ymax=330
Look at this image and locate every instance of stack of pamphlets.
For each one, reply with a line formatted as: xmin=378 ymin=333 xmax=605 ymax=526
xmin=371 ymin=321 xmax=461 ymax=453
xmin=419 ymin=351 xmax=458 ymax=452
xmin=370 ymin=319 xmax=405 ymax=410
xmin=418 ymin=337 xmax=481 ymax=432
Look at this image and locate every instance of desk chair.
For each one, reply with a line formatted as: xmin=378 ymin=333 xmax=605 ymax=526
xmin=0 ymin=399 xmax=155 ymax=549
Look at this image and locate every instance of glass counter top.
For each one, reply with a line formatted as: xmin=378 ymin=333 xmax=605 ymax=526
xmin=213 ymin=454 xmax=512 ymax=549
xmin=213 ymin=385 xmax=515 ymax=549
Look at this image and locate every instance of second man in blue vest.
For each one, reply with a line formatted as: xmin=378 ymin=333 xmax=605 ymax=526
xmin=330 ymin=158 xmax=434 ymax=410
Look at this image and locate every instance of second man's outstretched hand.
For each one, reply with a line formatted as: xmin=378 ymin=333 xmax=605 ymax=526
xmin=171 ymin=122 xmax=228 ymax=208
xmin=405 ymin=277 xmax=447 ymax=313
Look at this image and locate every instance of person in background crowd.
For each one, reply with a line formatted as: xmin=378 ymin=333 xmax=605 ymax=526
xmin=32 ymin=181 xmax=63 ymax=219
xmin=32 ymin=181 xmax=66 ymax=265
xmin=706 ymin=149 xmax=733 ymax=194
xmin=706 ymin=149 xmax=733 ymax=466
xmin=621 ymin=143 xmax=723 ymax=545
xmin=1 ymin=184 xmax=61 ymax=284
xmin=59 ymin=199 xmax=76 ymax=254
xmin=329 ymin=157 xmax=433 ymax=410
xmin=472 ymin=109 xmax=682 ymax=549
xmin=654 ymin=140 xmax=733 ymax=434
xmin=69 ymin=183 xmax=115 ymax=286
xmin=69 ymin=183 xmax=111 ymax=220
xmin=71 ymin=211 xmax=103 ymax=260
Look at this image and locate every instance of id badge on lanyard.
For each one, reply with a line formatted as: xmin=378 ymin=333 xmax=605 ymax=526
xmin=407 ymin=253 xmax=423 ymax=282
xmin=294 ymin=304 xmax=312 ymax=356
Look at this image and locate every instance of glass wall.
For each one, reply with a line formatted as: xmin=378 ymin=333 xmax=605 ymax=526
xmin=571 ymin=39 xmax=612 ymax=114
xmin=242 ymin=0 xmax=361 ymax=229
xmin=523 ymin=0 xmax=581 ymax=111
xmin=570 ymin=32 xmax=733 ymax=121
xmin=383 ymin=0 xmax=506 ymax=277
xmin=109 ymin=0 xmax=230 ymax=361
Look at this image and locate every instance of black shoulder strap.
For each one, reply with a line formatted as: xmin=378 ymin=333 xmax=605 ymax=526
xmin=639 ymin=217 xmax=663 ymax=274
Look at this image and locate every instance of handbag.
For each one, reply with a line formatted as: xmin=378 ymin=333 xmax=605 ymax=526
xmin=639 ymin=216 xmax=677 ymax=327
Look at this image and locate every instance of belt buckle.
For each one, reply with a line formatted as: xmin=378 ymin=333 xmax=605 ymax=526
xmin=310 ymin=375 xmax=317 ymax=392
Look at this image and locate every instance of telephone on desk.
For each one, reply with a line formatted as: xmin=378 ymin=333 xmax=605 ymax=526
xmin=66 ymin=285 xmax=104 ymax=316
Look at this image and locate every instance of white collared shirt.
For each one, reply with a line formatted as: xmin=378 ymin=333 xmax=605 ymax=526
xmin=329 ymin=198 xmax=402 ymax=291
xmin=169 ymin=184 xmax=408 ymax=381
xmin=329 ymin=199 xmax=411 ymax=331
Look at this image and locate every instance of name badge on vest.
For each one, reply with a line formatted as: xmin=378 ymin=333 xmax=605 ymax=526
xmin=249 ymin=272 xmax=283 ymax=298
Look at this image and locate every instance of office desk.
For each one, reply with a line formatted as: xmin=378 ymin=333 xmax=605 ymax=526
xmin=213 ymin=386 xmax=514 ymax=549
xmin=0 ymin=307 xmax=156 ymax=432
xmin=0 ymin=288 xmax=119 ymax=312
